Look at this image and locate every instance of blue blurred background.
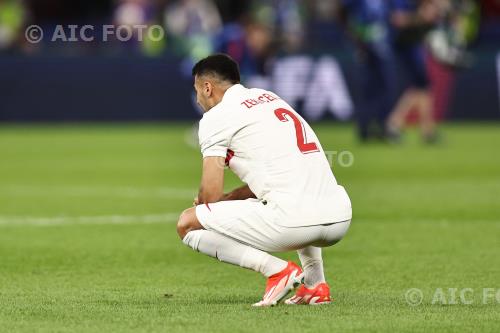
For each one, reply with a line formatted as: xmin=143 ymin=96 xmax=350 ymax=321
xmin=0 ymin=0 xmax=498 ymax=132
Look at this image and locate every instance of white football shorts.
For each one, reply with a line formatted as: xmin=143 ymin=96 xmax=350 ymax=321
xmin=195 ymin=198 xmax=351 ymax=253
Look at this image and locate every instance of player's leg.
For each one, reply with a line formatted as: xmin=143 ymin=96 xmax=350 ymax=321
xmin=178 ymin=201 xmax=305 ymax=306
xmin=357 ymin=54 xmax=379 ymax=141
xmin=375 ymin=48 xmax=398 ymax=139
xmin=297 ymin=246 xmax=325 ymax=288
xmin=387 ymin=87 xmax=417 ymax=133
xmin=177 ymin=206 xmax=287 ymax=277
xmin=410 ymin=47 xmax=437 ymax=142
xmin=285 ymin=220 xmax=351 ymax=305
xmin=176 ymin=207 xmax=204 ymax=238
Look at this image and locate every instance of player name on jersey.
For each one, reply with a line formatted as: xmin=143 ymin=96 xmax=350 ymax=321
xmin=240 ymin=93 xmax=281 ymax=109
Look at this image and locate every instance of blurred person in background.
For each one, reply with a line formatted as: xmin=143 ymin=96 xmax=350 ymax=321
xmin=215 ymin=18 xmax=273 ymax=79
xmin=250 ymin=0 xmax=306 ymax=53
xmin=163 ymin=0 xmax=222 ymax=64
xmin=113 ymin=0 xmax=166 ymax=56
xmin=387 ymin=0 xmax=478 ymax=143
xmin=0 ymin=0 xmax=27 ymax=53
xmin=386 ymin=0 xmax=441 ymax=144
xmin=425 ymin=0 xmax=479 ymax=121
xmin=165 ymin=0 xmax=223 ymax=146
xmin=337 ymin=0 xmax=398 ymax=142
xmin=215 ymin=0 xmax=305 ymax=81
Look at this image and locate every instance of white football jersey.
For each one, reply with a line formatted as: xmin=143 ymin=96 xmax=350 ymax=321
xmin=198 ymin=84 xmax=352 ymax=227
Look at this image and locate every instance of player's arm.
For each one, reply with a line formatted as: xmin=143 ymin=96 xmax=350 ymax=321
xmin=220 ymin=184 xmax=256 ymax=201
xmin=193 ymin=183 xmax=256 ymax=206
xmin=197 ymin=156 xmax=225 ymax=204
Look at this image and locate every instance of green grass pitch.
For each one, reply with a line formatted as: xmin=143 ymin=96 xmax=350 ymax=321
xmin=0 ymin=123 xmax=499 ymax=332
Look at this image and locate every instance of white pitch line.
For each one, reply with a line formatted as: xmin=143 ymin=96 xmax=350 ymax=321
xmin=0 ymin=213 xmax=179 ymax=227
xmin=0 ymin=185 xmax=196 ymax=199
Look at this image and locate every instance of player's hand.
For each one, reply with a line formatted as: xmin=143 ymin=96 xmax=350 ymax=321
xmin=193 ymin=197 xmax=200 ymax=206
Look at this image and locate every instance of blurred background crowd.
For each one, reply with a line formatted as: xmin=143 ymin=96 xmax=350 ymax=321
xmin=1 ymin=1 xmax=494 ymax=62
xmin=0 ymin=1 xmax=496 ymax=57
xmin=0 ymin=0 xmax=499 ymax=142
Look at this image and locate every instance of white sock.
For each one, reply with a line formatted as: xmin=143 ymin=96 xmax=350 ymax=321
xmin=183 ymin=230 xmax=287 ymax=277
xmin=297 ymin=246 xmax=325 ymax=288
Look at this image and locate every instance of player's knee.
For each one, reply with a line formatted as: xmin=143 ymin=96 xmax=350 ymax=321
xmin=320 ymin=219 xmax=351 ymax=247
xmin=176 ymin=208 xmax=196 ymax=240
xmin=176 ymin=209 xmax=190 ymax=239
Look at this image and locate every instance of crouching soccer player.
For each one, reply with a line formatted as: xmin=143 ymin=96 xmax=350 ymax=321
xmin=177 ymin=54 xmax=352 ymax=306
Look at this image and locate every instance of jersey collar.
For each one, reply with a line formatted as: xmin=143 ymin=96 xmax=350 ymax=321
xmin=221 ymin=84 xmax=245 ymax=103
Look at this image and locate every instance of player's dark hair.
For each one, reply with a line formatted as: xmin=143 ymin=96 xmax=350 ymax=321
xmin=192 ymin=54 xmax=240 ymax=84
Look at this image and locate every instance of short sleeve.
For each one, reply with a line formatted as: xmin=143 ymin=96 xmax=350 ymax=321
xmin=198 ymin=114 xmax=233 ymax=158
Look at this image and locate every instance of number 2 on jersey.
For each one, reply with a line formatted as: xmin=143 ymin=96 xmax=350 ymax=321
xmin=274 ymin=108 xmax=319 ymax=154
